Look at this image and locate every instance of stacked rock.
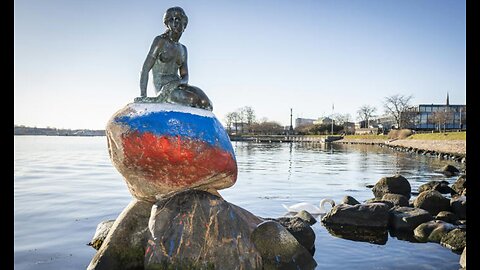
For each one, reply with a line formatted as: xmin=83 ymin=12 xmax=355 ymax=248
xmin=106 ymin=102 xmax=238 ymax=201
xmin=88 ymin=6 xmax=318 ymax=269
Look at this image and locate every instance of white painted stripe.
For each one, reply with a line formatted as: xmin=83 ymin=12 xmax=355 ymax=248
xmin=127 ymin=102 xmax=215 ymax=118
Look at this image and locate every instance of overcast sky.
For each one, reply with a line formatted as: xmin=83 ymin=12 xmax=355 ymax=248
xmin=14 ymin=0 xmax=466 ymax=129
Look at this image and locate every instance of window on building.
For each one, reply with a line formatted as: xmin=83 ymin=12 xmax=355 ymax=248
xmin=420 ymin=114 xmax=427 ymax=124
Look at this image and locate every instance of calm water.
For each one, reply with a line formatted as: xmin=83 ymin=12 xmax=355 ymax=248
xmin=14 ymin=136 xmax=465 ymax=270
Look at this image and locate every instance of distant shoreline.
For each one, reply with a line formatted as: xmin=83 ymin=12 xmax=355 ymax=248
xmin=14 ymin=126 xmax=105 ymax=136
xmin=14 ymin=134 xmax=106 ymax=137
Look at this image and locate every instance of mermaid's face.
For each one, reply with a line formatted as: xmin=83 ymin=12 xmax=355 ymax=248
xmin=166 ymin=12 xmax=185 ymax=34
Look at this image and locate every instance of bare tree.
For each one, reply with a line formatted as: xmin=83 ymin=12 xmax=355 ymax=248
xmin=240 ymin=106 xmax=256 ymax=133
xmin=383 ymin=94 xmax=413 ymax=129
xmin=224 ymin=112 xmax=236 ymax=133
xmin=231 ymin=112 xmax=241 ymax=134
xmin=357 ymin=105 xmax=377 ymax=128
xmin=430 ymin=109 xmax=454 ymax=132
xmin=250 ymin=120 xmax=284 ymax=135
xmin=334 ymin=113 xmax=352 ymax=134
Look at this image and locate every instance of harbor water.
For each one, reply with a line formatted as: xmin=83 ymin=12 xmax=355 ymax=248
xmin=14 ymin=136 xmax=464 ymax=269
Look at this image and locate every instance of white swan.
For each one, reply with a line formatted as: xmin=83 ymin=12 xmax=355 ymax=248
xmin=282 ymin=198 xmax=336 ymax=215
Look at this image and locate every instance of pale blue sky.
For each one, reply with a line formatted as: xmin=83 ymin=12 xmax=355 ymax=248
xmin=14 ymin=0 xmax=466 ymax=129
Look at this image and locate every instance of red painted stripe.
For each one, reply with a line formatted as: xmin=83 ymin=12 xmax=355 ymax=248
xmin=121 ymin=132 xmax=237 ymax=187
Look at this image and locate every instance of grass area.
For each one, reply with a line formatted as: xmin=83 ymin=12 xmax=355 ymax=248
xmin=408 ymin=131 xmax=466 ymax=140
xmin=344 ymin=131 xmax=466 ymax=141
xmin=344 ymin=134 xmax=389 ymax=140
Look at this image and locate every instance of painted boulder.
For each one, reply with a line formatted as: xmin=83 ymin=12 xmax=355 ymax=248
xmin=106 ymin=102 xmax=237 ymax=202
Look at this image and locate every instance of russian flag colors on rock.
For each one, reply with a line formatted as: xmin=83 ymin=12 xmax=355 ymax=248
xmin=106 ymin=103 xmax=237 ymax=201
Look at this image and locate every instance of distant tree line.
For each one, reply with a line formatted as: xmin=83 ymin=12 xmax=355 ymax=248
xmin=224 ymin=93 xmax=465 ymax=136
xmin=14 ymin=125 xmax=105 ymax=136
xmin=224 ymin=106 xmax=284 ymax=135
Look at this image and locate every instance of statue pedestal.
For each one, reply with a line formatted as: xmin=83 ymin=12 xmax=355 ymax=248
xmin=106 ymin=102 xmax=237 ymax=202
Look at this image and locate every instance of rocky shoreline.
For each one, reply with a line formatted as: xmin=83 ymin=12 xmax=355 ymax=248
xmin=333 ymin=138 xmax=466 ymax=164
xmin=89 ymin=128 xmax=467 ymax=269
xmin=89 ymin=172 xmax=467 ymax=270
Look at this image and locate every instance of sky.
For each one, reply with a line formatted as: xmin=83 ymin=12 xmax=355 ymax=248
xmin=14 ymin=0 xmax=466 ymax=129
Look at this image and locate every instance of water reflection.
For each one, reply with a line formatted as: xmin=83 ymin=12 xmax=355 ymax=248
xmin=288 ymin=142 xmax=293 ymax=181
xmin=15 ymin=137 xmax=464 ymax=270
xmin=225 ymin=141 xmax=463 ymax=269
xmin=323 ymin=224 xmax=388 ymax=245
xmin=389 ymin=229 xmax=421 ymax=243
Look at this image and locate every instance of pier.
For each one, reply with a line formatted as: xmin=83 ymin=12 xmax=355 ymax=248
xmin=229 ymin=135 xmax=343 ymax=143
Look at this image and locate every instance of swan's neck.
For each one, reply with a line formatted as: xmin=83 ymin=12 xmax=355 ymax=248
xmin=320 ymin=198 xmax=335 ymax=210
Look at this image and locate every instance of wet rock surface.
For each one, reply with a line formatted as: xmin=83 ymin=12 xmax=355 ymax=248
xmin=372 ymin=175 xmax=411 ymax=200
xmin=418 ymin=180 xmax=455 ymax=195
xmin=251 ymin=220 xmax=317 ymax=270
xmin=413 ymin=220 xmax=456 ymax=243
xmin=450 ymin=195 xmax=466 ymax=220
xmin=294 ymin=210 xmax=317 ymax=226
xmin=341 ymin=195 xmax=360 ymax=205
xmin=440 ymin=164 xmax=460 ymax=177
xmin=268 ymin=216 xmax=316 ymax=255
xmin=388 ymin=206 xmax=433 ymax=231
xmin=381 ymin=193 xmax=409 ymax=207
xmin=321 ymin=203 xmax=390 ymax=228
xmin=413 ymin=190 xmax=451 ymax=216
xmin=88 ymin=200 xmax=153 ymax=270
xmin=88 ymin=220 xmax=115 ymax=251
xmin=435 ymin=211 xmax=459 ymax=224
xmin=440 ymin=228 xmax=466 ymax=253
xmin=145 ymin=190 xmax=263 ymax=269
xmin=451 ymin=174 xmax=466 ymax=194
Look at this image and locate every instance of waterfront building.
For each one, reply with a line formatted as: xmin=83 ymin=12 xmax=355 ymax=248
xmin=313 ymin=117 xmax=333 ymax=125
xmin=295 ymin=118 xmax=315 ymax=128
xmin=403 ymin=94 xmax=466 ymax=131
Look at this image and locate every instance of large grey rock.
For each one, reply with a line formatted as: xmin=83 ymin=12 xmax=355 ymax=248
xmin=450 ymin=195 xmax=466 ymax=219
xmin=145 ymin=190 xmax=263 ymax=269
xmin=452 ymin=175 xmax=466 ymax=195
xmin=381 ymin=193 xmax=409 ymax=207
xmin=440 ymin=228 xmax=466 ymax=253
xmin=321 ymin=203 xmax=390 ymax=228
xmin=87 ymin=199 xmax=153 ymax=270
xmin=435 ymin=211 xmax=459 ymax=224
xmin=413 ymin=190 xmax=450 ymax=216
xmin=295 ymin=210 xmax=317 ymax=226
xmin=440 ymin=164 xmax=460 ymax=177
xmin=413 ymin=220 xmax=456 ymax=243
xmin=251 ymin=220 xmax=317 ymax=269
xmin=341 ymin=195 xmax=360 ymax=205
xmin=372 ymin=175 xmax=411 ymax=200
xmin=272 ymin=216 xmax=316 ymax=254
xmin=418 ymin=180 xmax=455 ymax=195
xmin=388 ymin=206 xmax=433 ymax=231
xmin=363 ymin=199 xmax=395 ymax=209
xmin=88 ymin=220 xmax=116 ymax=250
xmin=105 ymin=103 xmax=237 ymax=202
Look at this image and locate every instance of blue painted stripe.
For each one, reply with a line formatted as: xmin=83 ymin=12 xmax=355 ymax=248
xmin=168 ymin=239 xmax=175 ymax=256
xmin=115 ymin=111 xmax=234 ymax=156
